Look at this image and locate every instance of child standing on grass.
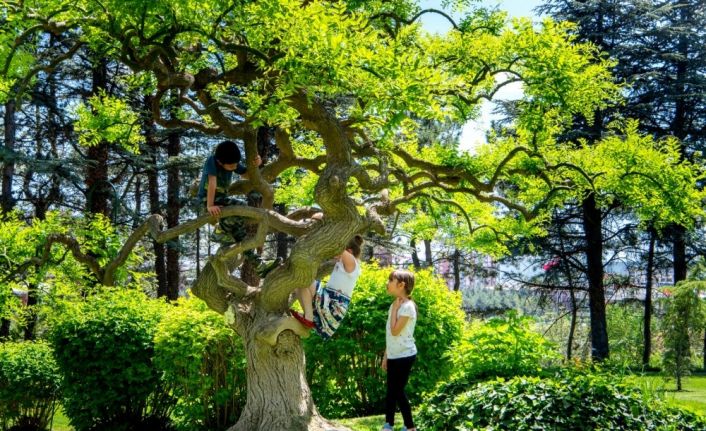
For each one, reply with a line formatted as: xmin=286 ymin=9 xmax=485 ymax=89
xmin=381 ymin=269 xmax=417 ymax=431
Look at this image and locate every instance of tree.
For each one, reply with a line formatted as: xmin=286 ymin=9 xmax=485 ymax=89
xmin=0 ymin=1 xmax=648 ymax=429
xmin=661 ymin=280 xmax=706 ymax=391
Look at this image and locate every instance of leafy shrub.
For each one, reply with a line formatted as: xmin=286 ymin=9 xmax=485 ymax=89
xmin=417 ymin=373 xmax=706 ymax=431
xmin=0 ymin=341 xmax=61 ymax=431
xmin=305 ymin=264 xmax=465 ymax=418
xmin=47 ymin=289 xmax=170 ymax=431
xmin=154 ymin=297 xmax=247 ymax=431
xmin=448 ymin=312 xmax=560 ymax=383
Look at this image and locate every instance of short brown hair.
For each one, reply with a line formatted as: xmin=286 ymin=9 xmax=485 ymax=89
xmin=389 ymin=269 xmax=415 ymax=296
xmin=346 ymin=235 xmax=364 ymax=259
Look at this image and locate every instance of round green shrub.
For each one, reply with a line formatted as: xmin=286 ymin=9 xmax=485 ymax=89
xmin=416 ymin=373 xmax=706 ymax=431
xmin=154 ymin=297 xmax=247 ymax=431
xmin=47 ymin=288 xmax=169 ymax=431
xmin=0 ymin=341 xmax=61 ymax=431
xmin=304 ymin=264 xmax=465 ymax=418
xmin=449 ymin=311 xmax=561 ymax=383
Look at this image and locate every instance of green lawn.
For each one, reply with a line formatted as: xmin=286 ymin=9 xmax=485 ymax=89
xmin=629 ymin=374 xmax=706 ymax=416
xmin=50 ymin=412 xmax=401 ymax=431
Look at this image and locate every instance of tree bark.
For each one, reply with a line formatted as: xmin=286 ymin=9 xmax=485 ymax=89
xmin=643 ymin=227 xmax=656 ymax=367
xmin=410 ymin=238 xmax=420 ymax=269
xmin=144 ymin=96 xmax=167 ymax=296
xmin=424 ymin=239 xmax=432 ymax=268
xmin=582 ymin=193 xmax=609 ymax=361
xmin=672 ymin=225 xmax=687 ymax=284
xmin=165 ymin=128 xmax=181 ymax=300
xmin=85 ymin=59 xmax=111 ymax=217
xmin=452 ymin=248 xmax=461 ymax=291
xmin=1 ymin=97 xmax=17 ymax=213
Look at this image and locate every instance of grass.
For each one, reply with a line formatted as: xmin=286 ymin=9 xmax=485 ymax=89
xmin=50 ymin=407 xmax=72 ymax=431
xmin=629 ymin=374 xmax=706 ymax=416
xmin=337 ymin=413 xmax=406 ymax=431
xmin=49 ymin=412 xmax=403 ymax=431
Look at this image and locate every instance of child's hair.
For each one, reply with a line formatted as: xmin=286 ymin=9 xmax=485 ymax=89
xmin=389 ymin=269 xmax=415 ymax=296
xmin=345 ymin=235 xmax=364 ymax=259
xmin=215 ymin=140 xmax=241 ymax=164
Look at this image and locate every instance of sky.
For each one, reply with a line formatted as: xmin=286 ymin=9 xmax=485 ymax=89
xmin=418 ymin=0 xmax=545 ymax=151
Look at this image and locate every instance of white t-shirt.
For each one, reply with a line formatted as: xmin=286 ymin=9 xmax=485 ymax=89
xmin=326 ymin=258 xmax=361 ymax=298
xmin=386 ymin=300 xmax=417 ymax=359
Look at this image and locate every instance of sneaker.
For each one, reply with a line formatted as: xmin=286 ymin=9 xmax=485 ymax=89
xmin=290 ymin=309 xmax=315 ymax=329
xmin=381 ymin=424 xmax=393 ymax=431
xmin=256 ymin=257 xmax=282 ymax=278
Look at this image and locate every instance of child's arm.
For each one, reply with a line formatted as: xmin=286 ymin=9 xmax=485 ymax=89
xmin=339 ymin=249 xmax=357 ymax=273
xmin=206 ymin=175 xmax=220 ymax=216
xmin=389 ymin=299 xmax=411 ymax=336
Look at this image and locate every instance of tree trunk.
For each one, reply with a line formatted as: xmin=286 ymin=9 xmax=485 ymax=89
xmin=424 ymin=239 xmax=432 ymax=268
xmin=228 ymin=311 xmax=351 ymax=431
xmin=643 ymin=227 xmax=656 ymax=367
xmin=1 ymin=97 xmax=17 ymax=213
xmin=144 ymin=96 xmax=167 ymax=295
xmin=452 ymin=248 xmax=461 ymax=291
xmin=672 ymin=225 xmax=687 ymax=283
xmin=0 ymin=318 xmax=9 ymax=339
xmin=410 ymin=238 xmax=420 ymax=269
xmin=582 ymin=193 xmax=609 ymax=361
xmin=567 ymin=287 xmax=577 ymax=360
xmin=85 ymin=59 xmax=111 ymax=217
xmin=165 ymin=129 xmax=181 ymax=300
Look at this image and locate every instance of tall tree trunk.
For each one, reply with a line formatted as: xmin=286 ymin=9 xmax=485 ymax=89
xmin=582 ymin=193 xmax=609 ymax=361
xmin=85 ymin=59 xmax=111 ymax=217
xmin=424 ymin=239 xmax=432 ymax=268
xmin=567 ymin=287 xmax=577 ymax=360
xmin=670 ymin=12 xmax=689 ymax=285
xmin=672 ymin=225 xmax=687 ymax=283
xmin=410 ymin=238 xmax=420 ymax=270
xmin=452 ymin=248 xmax=461 ymax=291
xmin=1 ymin=96 xmax=17 ymax=337
xmin=643 ymin=227 xmax=656 ymax=367
xmin=1 ymin=97 xmax=17 ymax=213
xmin=164 ymin=129 xmax=181 ymax=300
xmin=144 ymin=96 xmax=167 ymax=296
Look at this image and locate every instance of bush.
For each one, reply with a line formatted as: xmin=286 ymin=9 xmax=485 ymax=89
xmin=0 ymin=341 xmax=61 ymax=431
xmin=304 ymin=264 xmax=465 ymax=418
xmin=154 ymin=297 xmax=247 ymax=431
xmin=448 ymin=312 xmax=560 ymax=383
xmin=47 ymin=289 xmax=170 ymax=431
xmin=416 ymin=373 xmax=706 ymax=431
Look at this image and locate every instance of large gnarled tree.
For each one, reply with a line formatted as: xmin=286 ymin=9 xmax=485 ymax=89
xmin=1 ymin=1 xmax=623 ymax=429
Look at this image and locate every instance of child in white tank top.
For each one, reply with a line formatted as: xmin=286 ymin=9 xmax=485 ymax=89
xmin=291 ymin=235 xmax=364 ymax=339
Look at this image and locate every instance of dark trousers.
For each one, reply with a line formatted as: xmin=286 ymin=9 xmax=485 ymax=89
xmin=385 ymin=354 xmax=416 ymax=429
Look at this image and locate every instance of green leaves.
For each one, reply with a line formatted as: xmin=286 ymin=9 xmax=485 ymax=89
xmin=74 ymin=91 xmax=144 ymax=153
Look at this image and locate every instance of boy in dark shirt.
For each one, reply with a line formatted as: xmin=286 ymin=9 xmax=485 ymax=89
xmin=198 ymin=140 xmax=279 ymax=276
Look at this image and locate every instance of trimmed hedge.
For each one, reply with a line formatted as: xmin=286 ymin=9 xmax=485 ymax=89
xmin=0 ymin=341 xmax=61 ymax=431
xmin=304 ymin=264 xmax=466 ymax=418
xmin=417 ymin=373 xmax=706 ymax=431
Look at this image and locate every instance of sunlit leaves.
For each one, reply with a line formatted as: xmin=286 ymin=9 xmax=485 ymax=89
xmin=74 ymin=91 xmax=144 ymax=153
